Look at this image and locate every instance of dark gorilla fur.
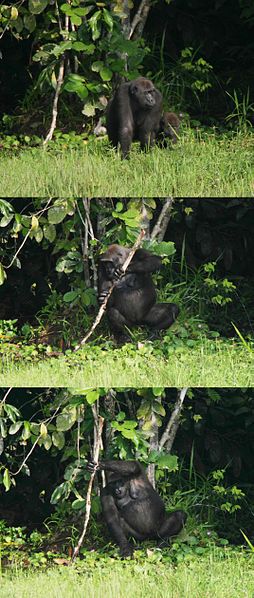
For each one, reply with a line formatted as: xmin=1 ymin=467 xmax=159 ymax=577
xmin=106 ymin=77 xmax=162 ymax=158
xmin=87 ymin=460 xmax=187 ymax=557
xmin=98 ymin=244 xmax=179 ymax=343
xmin=156 ymin=111 xmax=182 ymax=147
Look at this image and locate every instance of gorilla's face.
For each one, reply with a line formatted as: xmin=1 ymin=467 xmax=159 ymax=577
xmin=130 ymin=78 xmax=156 ymax=109
xmin=111 ymin=478 xmax=129 ymax=499
xmin=100 ymin=245 xmax=130 ymax=280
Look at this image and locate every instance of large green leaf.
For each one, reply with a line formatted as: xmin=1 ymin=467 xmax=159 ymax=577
xmin=56 ymin=407 xmax=77 ymax=431
xmin=48 ymin=205 xmax=67 ymax=224
xmin=29 ymin=0 xmax=48 ymax=14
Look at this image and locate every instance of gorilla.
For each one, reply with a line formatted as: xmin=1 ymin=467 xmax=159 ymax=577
xmin=156 ymin=112 xmax=181 ymax=147
xmin=106 ymin=77 xmax=162 ymax=158
xmin=98 ymin=244 xmax=179 ymax=343
xmin=87 ymin=460 xmax=186 ymax=557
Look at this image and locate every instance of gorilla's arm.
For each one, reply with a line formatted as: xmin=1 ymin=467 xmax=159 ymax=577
xmin=127 ymin=249 xmax=162 ymax=274
xmin=99 ymin=460 xmax=144 ymax=477
xmin=97 ymin=262 xmax=113 ymax=304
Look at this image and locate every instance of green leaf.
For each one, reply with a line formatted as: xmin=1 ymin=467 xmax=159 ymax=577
xmin=63 ymin=290 xmax=79 ymax=303
xmin=72 ymin=498 xmax=86 ymax=510
xmin=99 ymin=67 xmax=113 ymax=82
xmin=91 ymin=61 xmax=104 ymax=72
xmin=70 ymin=14 xmax=82 ymax=26
xmin=52 ymin=431 xmax=65 ymax=450
xmin=156 ymin=454 xmax=178 ymax=470
xmin=89 ymin=11 xmax=101 ymax=40
xmin=3 ymin=468 xmax=11 ymax=491
xmin=150 ymin=241 xmax=176 ymax=257
xmin=82 ymin=103 xmax=96 ymax=117
xmin=0 ymin=263 xmax=7 ymax=286
xmin=72 ymin=41 xmax=89 ymax=51
xmin=51 ymin=481 xmax=70 ymax=504
xmin=48 ymin=205 xmax=67 ymax=224
xmin=24 ymin=13 xmax=36 ymax=32
xmin=153 ymin=401 xmax=166 ymax=417
xmin=41 ymin=434 xmax=52 ymax=450
xmin=0 ymin=214 xmax=13 ymax=227
xmin=102 ymin=9 xmax=114 ymax=30
xmin=40 ymin=422 xmax=47 ymax=437
xmin=22 ymin=421 xmax=31 ymax=440
xmin=28 ymin=0 xmax=48 ymax=14
xmin=85 ymin=390 xmax=100 ymax=405
xmin=43 ymin=223 xmax=56 ymax=242
xmin=56 ymin=407 xmax=77 ymax=431
xmin=34 ymin=226 xmax=44 ymax=243
xmin=9 ymin=421 xmax=23 ymax=435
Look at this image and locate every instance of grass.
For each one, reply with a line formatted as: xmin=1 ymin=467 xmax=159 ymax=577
xmin=1 ymin=551 xmax=254 ymax=598
xmin=0 ymin=129 xmax=254 ymax=197
xmin=1 ymin=338 xmax=253 ymax=387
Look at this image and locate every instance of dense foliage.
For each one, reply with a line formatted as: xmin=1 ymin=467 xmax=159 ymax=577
xmin=0 ymin=198 xmax=253 ymax=358
xmin=0 ymin=386 xmax=254 ymax=565
xmin=1 ymin=0 xmax=254 ymax=135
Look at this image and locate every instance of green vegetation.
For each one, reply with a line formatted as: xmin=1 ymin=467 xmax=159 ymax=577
xmin=1 ymin=388 xmax=253 ymax=596
xmin=0 ymin=130 xmax=253 ymax=197
xmin=0 ymin=198 xmax=253 ymax=387
xmin=1 ymin=551 xmax=254 ymax=598
xmin=0 ymin=339 xmax=253 ymax=387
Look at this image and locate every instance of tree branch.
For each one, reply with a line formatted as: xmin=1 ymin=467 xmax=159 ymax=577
xmin=71 ymin=411 xmax=104 ymax=562
xmin=159 ymin=388 xmax=188 ymax=452
xmin=151 ymin=198 xmax=174 ymax=242
xmin=43 ymin=57 xmax=65 ymax=145
xmin=129 ymin=0 xmax=151 ymax=40
xmin=74 ymin=229 xmax=145 ymax=350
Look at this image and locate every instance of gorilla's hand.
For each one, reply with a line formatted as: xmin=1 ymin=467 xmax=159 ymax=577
xmin=112 ymin=265 xmax=124 ymax=281
xmin=120 ymin=543 xmax=134 ymax=558
xmin=98 ymin=290 xmax=109 ymax=305
xmin=87 ymin=460 xmax=100 ymax=474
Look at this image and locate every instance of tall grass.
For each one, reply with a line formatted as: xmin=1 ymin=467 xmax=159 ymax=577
xmin=0 ymin=129 xmax=253 ymax=197
xmin=0 ymin=341 xmax=253 ymax=387
xmin=1 ymin=552 xmax=254 ymax=598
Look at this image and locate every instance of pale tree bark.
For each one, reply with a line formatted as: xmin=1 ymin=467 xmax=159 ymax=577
xmin=159 ymin=388 xmax=188 ymax=452
xmin=71 ymin=407 xmax=104 ymax=562
xmin=129 ymin=0 xmax=152 ymax=40
xmin=151 ymin=198 xmax=174 ymax=242
xmin=140 ymin=199 xmax=151 ymax=240
xmin=43 ymin=3 xmax=71 ymax=144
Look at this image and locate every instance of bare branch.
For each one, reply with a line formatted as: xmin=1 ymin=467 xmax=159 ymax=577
xmin=159 ymin=388 xmax=188 ymax=452
xmin=43 ymin=57 xmax=65 ymax=145
xmin=74 ymin=229 xmax=145 ymax=350
xmin=151 ymin=198 xmax=174 ymax=242
xmin=43 ymin=8 xmax=70 ymax=144
xmin=129 ymin=0 xmax=151 ymax=40
xmin=71 ymin=412 xmax=104 ymax=562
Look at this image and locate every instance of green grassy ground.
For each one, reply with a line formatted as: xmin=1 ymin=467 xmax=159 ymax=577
xmin=1 ymin=339 xmax=253 ymax=387
xmin=1 ymin=552 xmax=254 ymax=598
xmin=0 ymin=130 xmax=253 ymax=197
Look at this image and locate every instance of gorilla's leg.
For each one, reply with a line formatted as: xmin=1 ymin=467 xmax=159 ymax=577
xmin=119 ymin=125 xmax=133 ymax=159
xmin=107 ymin=307 xmax=132 ymax=343
xmin=101 ymin=488 xmax=133 ymax=557
xmin=157 ymin=510 xmax=187 ymax=546
xmin=143 ymin=303 xmax=179 ymax=331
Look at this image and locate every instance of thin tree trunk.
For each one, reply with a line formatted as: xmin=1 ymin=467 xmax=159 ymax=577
xmin=159 ymin=388 xmax=188 ymax=452
xmin=71 ymin=410 xmax=104 ymax=562
xmin=129 ymin=0 xmax=151 ymax=40
xmin=151 ymin=198 xmax=174 ymax=242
